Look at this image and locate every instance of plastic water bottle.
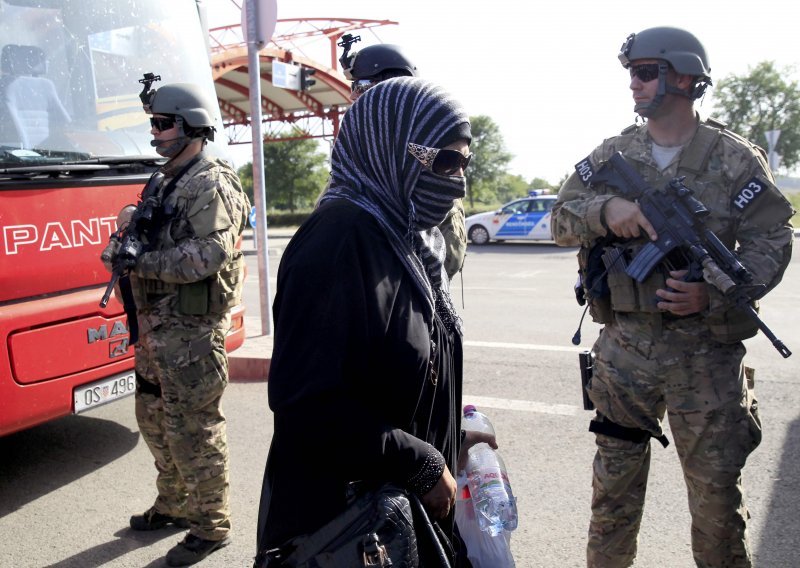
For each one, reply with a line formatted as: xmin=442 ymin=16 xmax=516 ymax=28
xmin=463 ymin=405 xmax=518 ymax=536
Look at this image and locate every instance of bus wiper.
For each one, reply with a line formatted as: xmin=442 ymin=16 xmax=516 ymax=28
xmin=62 ymin=155 xmax=167 ymax=167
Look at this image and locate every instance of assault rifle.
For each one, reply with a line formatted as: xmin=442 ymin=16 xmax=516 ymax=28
xmin=590 ymin=152 xmax=791 ymax=358
xmin=99 ymin=172 xmax=164 ymax=309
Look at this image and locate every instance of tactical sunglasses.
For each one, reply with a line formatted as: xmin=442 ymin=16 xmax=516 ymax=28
xmin=629 ymin=63 xmax=661 ymax=83
xmin=149 ymin=116 xmax=176 ymax=131
xmin=351 ymin=78 xmax=378 ymax=97
xmin=407 ymin=142 xmax=473 ymax=176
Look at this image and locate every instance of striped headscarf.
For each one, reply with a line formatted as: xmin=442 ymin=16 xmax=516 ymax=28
xmin=320 ymin=77 xmax=470 ymax=328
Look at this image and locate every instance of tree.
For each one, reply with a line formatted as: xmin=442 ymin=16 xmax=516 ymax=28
xmin=529 ymin=177 xmax=558 ymax=192
xmin=464 ymin=115 xmax=513 ymax=207
xmin=711 ymin=61 xmax=800 ymax=172
xmin=495 ymin=173 xmax=529 ymax=204
xmin=237 ymin=129 xmax=329 ymax=212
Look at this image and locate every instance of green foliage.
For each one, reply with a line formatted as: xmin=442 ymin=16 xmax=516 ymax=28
xmin=712 ymin=61 xmax=800 ymax=172
xmin=529 ymin=177 xmax=559 ymax=192
xmin=465 ymin=115 xmax=513 ymax=207
xmin=237 ymin=130 xmax=329 ymax=212
xmin=786 ymin=191 xmax=800 ymax=227
xmin=496 ymin=173 xmax=529 ymax=203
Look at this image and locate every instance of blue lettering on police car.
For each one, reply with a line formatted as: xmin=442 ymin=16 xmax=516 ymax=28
xmin=732 ymin=177 xmax=766 ymax=211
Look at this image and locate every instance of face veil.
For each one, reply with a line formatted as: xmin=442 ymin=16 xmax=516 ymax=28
xmin=321 ymin=77 xmax=470 ymax=326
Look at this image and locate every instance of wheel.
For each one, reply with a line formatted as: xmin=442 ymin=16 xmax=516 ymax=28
xmin=469 ymin=225 xmax=490 ymax=245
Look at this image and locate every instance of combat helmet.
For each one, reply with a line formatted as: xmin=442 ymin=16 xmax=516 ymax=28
xmin=149 ymin=83 xmax=216 ymax=135
xmin=618 ymin=26 xmax=711 ymax=100
xmin=346 ymin=44 xmax=418 ymax=81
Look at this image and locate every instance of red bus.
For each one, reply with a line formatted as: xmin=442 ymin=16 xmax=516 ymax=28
xmin=0 ymin=0 xmax=245 ymax=436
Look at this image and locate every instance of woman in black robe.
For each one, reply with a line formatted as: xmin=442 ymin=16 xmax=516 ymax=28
xmin=255 ymin=77 xmax=474 ymax=564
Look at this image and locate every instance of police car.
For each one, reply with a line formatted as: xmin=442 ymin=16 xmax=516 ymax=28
xmin=465 ymin=191 xmax=557 ymax=244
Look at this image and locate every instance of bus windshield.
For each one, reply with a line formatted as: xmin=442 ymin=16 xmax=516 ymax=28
xmin=0 ymin=0 xmax=224 ymax=167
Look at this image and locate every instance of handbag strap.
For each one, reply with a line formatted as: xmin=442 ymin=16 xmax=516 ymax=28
xmin=409 ymin=492 xmax=454 ymax=568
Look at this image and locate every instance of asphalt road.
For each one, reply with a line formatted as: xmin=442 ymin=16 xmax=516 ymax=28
xmin=1 ymin=234 xmax=798 ymax=567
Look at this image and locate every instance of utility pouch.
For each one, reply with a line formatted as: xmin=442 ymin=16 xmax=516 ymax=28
xmin=705 ymin=302 xmax=760 ymax=343
xmin=208 ymin=251 xmax=245 ymax=314
xmin=579 ymin=350 xmax=595 ymax=411
xmin=604 ymin=245 xmax=664 ymax=314
xmin=578 ymin=245 xmax=613 ymax=324
xmin=178 ymin=281 xmax=210 ymax=315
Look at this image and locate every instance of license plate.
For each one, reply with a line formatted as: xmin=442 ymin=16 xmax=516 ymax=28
xmin=74 ymin=371 xmax=136 ymax=413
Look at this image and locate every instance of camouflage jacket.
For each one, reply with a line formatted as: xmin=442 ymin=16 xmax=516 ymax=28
xmin=131 ymin=153 xmax=250 ymax=326
xmin=551 ymin=117 xmax=795 ymax=318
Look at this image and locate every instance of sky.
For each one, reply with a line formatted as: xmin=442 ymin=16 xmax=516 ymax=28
xmin=205 ymin=0 xmax=800 ymax=185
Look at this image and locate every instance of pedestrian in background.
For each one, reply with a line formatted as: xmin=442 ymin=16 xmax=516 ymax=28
xmin=101 ymin=81 xmax=250 ymax=566
xmin=551 ymin=26 xmax=794 ymax=567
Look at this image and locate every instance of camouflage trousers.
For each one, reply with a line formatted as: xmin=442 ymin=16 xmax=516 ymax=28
xmin=586 ymin=313 xmax=761 ymax=568
xmin=134 ymin=324 xmax=231 ymax=541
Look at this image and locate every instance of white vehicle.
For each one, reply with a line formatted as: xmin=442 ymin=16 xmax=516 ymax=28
xmin=465 ymin=194 xmax=557 ymax=244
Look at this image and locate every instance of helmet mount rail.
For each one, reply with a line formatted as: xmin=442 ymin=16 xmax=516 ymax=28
xmin=139 ymin=72 xmax=162 ymax=110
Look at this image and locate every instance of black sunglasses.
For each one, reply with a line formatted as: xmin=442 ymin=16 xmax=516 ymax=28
xmin=629 ymin=63 xmax=661 ymax=83
xmin=407 ymin=142 xmax=473 ymax=176
xmin=149 ymin=116 xmax=176 ymax=131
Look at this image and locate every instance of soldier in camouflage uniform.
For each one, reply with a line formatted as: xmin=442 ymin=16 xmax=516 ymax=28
xmin=551 ymin=27 xmax=795 ymax=568
xmin=341 ymin=42 xmax=468 ymax=279
xmin=101 ymin=82 xmax=250 ymax=567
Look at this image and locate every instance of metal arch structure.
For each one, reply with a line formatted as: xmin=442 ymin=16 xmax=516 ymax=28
xmin=209 ymin=17 xmax=398 ymax=145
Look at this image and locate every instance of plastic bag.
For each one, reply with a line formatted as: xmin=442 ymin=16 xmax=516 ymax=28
xmin=454 ymin=475 xmax=515 ymax=568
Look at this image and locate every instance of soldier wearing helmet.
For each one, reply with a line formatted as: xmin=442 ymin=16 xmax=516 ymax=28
xmin=336 ymin=38 xmax=468 ymax=281
xmin=340 ymin=41 xmax=418 ymax=102
xmin=551 ymin=27 xmax=794 ymax=568
xmin=101 ymin=77 xmax=250 ymax=566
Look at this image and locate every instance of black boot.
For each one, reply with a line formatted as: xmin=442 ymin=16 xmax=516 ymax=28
xmin=166 ymin=534 xmax=231 ymax=566
xmin=129 ymin=507 xmax=190 ymax=531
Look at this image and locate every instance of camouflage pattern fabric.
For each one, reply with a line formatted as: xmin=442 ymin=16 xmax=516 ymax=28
xmin=587 ymin=313 xmax=761 ymax=567
xmin=130 ymin=155 xmax=248 ymax=542
xmin=135 ymin=326 xmax=230 ymax=540
xmin=551 ymin=119 xmax=794 ymax=568
xmin=439 ymin=199 xmax=467 ymax=280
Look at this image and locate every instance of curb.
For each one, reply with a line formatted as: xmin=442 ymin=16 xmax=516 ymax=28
xmin=228 ymin=332 xmax=273 ymax=382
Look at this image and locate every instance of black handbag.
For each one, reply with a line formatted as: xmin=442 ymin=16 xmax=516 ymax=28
xmin=255 ymin=482 xmax=453 ymax=568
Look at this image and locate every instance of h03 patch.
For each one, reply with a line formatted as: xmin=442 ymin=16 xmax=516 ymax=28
xmin=575 ymin=156 xmax=596 ymax=187
xmin=732 ymin=177 xmax=767 ymax=211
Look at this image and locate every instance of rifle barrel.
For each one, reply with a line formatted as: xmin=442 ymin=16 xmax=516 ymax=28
xmin=99 ymin=271 xmax=121 ymax=308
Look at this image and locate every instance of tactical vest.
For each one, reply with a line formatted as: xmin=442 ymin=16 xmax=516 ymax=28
xmin=136 ymin=156 xmax=246 ymax=316
xmin=581 ymin=118 xmax=760 ymax=343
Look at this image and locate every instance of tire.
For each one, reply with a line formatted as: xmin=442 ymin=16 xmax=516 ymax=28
xmin=468 ymin=225 xmax=490 ymax=245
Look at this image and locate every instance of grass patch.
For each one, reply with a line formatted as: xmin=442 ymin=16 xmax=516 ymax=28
xmin=786 ymin=192 xmax=800 ymax=228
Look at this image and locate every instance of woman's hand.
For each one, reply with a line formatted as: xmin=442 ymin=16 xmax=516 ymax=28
xmin=457 ymin=430 xmax=498 ymax=473
xmin=421 ymin=466 xmax=456 ymax=520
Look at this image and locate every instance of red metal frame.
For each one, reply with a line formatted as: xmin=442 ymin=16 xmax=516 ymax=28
xmin=210 ymin=17 xmax=397 ymax=144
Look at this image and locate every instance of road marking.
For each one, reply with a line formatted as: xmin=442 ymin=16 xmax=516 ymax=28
xmin=462 ymin=394 xmax=579 ymax=416
xmin=463 ymin=341 xmax=585 ymax=416
xmin=465 ymin=340 xmax=586 ymax=353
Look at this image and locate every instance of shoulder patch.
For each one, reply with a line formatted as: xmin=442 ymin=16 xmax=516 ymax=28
xmin=732 ymin=177 xmax=768 ymax=211
xmin=574 ymin=156 xmax=596 ymax=187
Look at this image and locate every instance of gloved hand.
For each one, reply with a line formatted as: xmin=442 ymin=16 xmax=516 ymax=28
xmin=100 ymin=237 xmax=121 ymax=273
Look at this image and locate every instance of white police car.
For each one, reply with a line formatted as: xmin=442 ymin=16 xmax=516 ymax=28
xmin=465 ymin=192 xmax=557 ymax=244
